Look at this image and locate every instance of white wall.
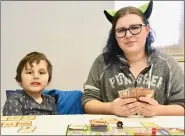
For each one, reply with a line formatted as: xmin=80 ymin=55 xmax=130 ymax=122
xmin=178 ymin=62 xmax=184 ymax=73
xmin=1 ymin=1 xmax=114 ymax=108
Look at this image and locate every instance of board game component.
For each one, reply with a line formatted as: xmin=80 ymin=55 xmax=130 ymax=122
xmin=117 ymin=121 xmax=123 ymax=129
xmin=90 ymin=119 xmax=108 ymax=132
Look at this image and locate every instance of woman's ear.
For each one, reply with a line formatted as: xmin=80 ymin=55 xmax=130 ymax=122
xmin=145 ymin=24 xmax=150 ymax=36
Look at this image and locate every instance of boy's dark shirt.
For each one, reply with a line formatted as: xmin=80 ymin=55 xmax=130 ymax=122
xmin=3 ymin=91 xmax=58 ymax=116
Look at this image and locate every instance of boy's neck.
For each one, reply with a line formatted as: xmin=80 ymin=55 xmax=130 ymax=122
xmin=24 ymin=91 xmax=43 ymax=104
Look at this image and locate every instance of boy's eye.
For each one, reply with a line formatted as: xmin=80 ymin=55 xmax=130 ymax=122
xmin=26 ymin=72 xmax=32 ymax=74
xmin=40 ymin=72 xmax=46 ymax=74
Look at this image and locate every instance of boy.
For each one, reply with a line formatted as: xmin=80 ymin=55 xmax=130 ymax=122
xmin=3 ymin=51 xmax=58 ymax=115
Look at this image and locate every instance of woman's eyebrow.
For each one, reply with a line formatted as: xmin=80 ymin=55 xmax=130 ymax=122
xmin=116 ymin=24 xmax=141 ymax=30
xmin=115 ymin=26 xmax=127 ymax=30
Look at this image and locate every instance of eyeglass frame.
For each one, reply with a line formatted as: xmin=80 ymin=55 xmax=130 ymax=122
xmin=114 ymin=24 xmax=146 ymax=38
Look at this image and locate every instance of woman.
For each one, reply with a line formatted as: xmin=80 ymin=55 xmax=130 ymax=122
xmin=81 ymin=1 xmax=184 ymax=117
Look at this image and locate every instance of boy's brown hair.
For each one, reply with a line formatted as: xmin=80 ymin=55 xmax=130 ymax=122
xmin=15 ymin=51 xmax=52 ymax=83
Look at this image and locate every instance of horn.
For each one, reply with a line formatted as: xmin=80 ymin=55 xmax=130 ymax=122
xmin=144 ymin=0 xmax=153 ymax=19
xmin=104 ymin=10 xmax=114 ymax=23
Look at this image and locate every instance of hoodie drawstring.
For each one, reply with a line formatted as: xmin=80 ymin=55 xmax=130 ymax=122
xmin=148 ymin=64 xmax=153 ymax=89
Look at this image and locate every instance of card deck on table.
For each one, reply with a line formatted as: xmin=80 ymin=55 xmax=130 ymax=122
xmin=91 ymin=126 xmax=107 ymax=132
xmin=1 ymin=121 xmax=18 ymax=127
xmin=100 ymin=118 xmax=121 ymax=124
xmin=90 ymin=119 xmax=108 ymax=127
xmin=90 ymin=119 xmax=108 ymax=132
xmin=68 ymin=124 xmax=87 ymax=130
xmin=17 ymin=126 xmax=37 ymax=133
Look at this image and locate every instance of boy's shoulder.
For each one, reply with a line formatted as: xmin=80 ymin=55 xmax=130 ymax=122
xmin=6 ymin=91 xmax=25 ymax=103
xmin=42 ymin=94 xmax=56 ymax=103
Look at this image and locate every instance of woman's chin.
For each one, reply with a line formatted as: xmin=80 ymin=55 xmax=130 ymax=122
xmin=124 ymin=48 xmax=141 ymax=54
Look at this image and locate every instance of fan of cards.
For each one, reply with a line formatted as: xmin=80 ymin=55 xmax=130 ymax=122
xmin=118 ymin=88 xmax=154 ymax=100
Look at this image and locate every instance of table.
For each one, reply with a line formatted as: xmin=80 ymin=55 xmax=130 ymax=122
xmin=1 ymin=114 xmax=184 ymax=135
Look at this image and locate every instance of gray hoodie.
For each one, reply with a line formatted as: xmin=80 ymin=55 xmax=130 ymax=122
xmin=81 ymin=50 xmax=184 ymax=108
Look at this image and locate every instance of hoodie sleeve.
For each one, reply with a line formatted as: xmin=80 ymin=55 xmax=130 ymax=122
xmin=81 ymin=55 xmax=104 ymax=108
xmin=166 ymin=57 xmax=184 ymax=108
xmin=3 ymin=95 xmax=23 ymax=116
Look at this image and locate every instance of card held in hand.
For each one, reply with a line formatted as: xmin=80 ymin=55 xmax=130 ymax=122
xmin=118 ymin=88 xmax=155 ymax=99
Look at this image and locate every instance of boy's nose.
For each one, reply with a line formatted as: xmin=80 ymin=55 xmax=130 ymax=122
xmin=33 ymin=73 xmax=39 ymax=79
xmin=34 ymin=76 xmax=39 ymax=79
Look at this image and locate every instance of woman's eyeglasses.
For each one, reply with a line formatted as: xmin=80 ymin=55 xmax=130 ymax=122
xmin=115 ymin=24 xmax=146 ymax=38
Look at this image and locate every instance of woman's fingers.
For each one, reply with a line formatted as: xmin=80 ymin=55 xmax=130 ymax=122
xmin=139 ymin=97 xmax=158 ymax=105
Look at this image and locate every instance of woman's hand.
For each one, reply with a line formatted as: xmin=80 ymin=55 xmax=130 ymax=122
xmin=139 ymin=97 xmax=159 ymax=117
xmin=111 ymin=98 xmax=141 ymax=117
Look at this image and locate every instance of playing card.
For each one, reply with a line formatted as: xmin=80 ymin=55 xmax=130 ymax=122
xmin=100 ymin=118 xmax=120 ymax=124
xmin=22 ymin=116 xmax=36 ymax=120
xmin=68 ymin=124 xmax=87 ymax=130
xmin=1 ymin=116 xmax=8 ymax=121
xmin=136 ymin=89 xmax=140 ymax=100
xmin=17 ymin=126 xmax=37 ymax=133
xmin=90 ymin=119 xmax=108 ymax=127
xmin=118 ymin=90 xmax=124 ymax=99
xmin=140 ymin=122 xmax=160 ymax=129
xmin=1 ymin=121 xmax=18 ymax=127
xmin=118 ymin=89 xmax=130 ymax=99
xmin=164 ymin=128 xmax=184 ymax=135
xmin=139 ymin=88 xmax=144 ymax=97
xmin=145 ymin=89 xmax=155 ymax=97
xmin=130 ymin=88 xmax=137 ymax=98
xmin=128 ymin=91 xmax=130 ymax=98
xmin=16 ymin=121 xmax=32 ymax=127
xmin=8 ymin=116 xmax=23 ymax=121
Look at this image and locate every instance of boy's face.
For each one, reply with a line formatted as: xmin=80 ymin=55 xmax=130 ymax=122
xmin=20 ymin=60 xmax=49 ymax=93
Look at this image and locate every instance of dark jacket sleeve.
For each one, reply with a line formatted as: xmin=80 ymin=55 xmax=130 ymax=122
xmin=3 ymin=96 xmax=23 ymax=116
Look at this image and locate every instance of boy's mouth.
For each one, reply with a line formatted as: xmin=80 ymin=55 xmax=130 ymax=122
xmin=31 ymin=82 xmax=41 ymax=85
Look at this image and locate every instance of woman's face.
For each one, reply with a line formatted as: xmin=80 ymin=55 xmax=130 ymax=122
xmin=115 ymin=14 xmax=150 ymax=55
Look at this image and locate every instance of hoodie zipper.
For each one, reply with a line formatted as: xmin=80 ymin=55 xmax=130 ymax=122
xmin=129 ymin=66 xmax=151 ymax=88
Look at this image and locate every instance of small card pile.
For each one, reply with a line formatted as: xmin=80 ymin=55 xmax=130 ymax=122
xmin=100 ymin=118 xmax=120 ymax=124
xmin=90 ymin=119 xmax=108 ymax=132
xmin=68 ymin=124 xmax=87 ymax=130
xmin=118 ymin=88 xmax=154 ymax=99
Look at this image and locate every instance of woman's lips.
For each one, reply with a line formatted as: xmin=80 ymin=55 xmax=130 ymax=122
xmin=125 ymin=41 xmax=136 ymax=44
